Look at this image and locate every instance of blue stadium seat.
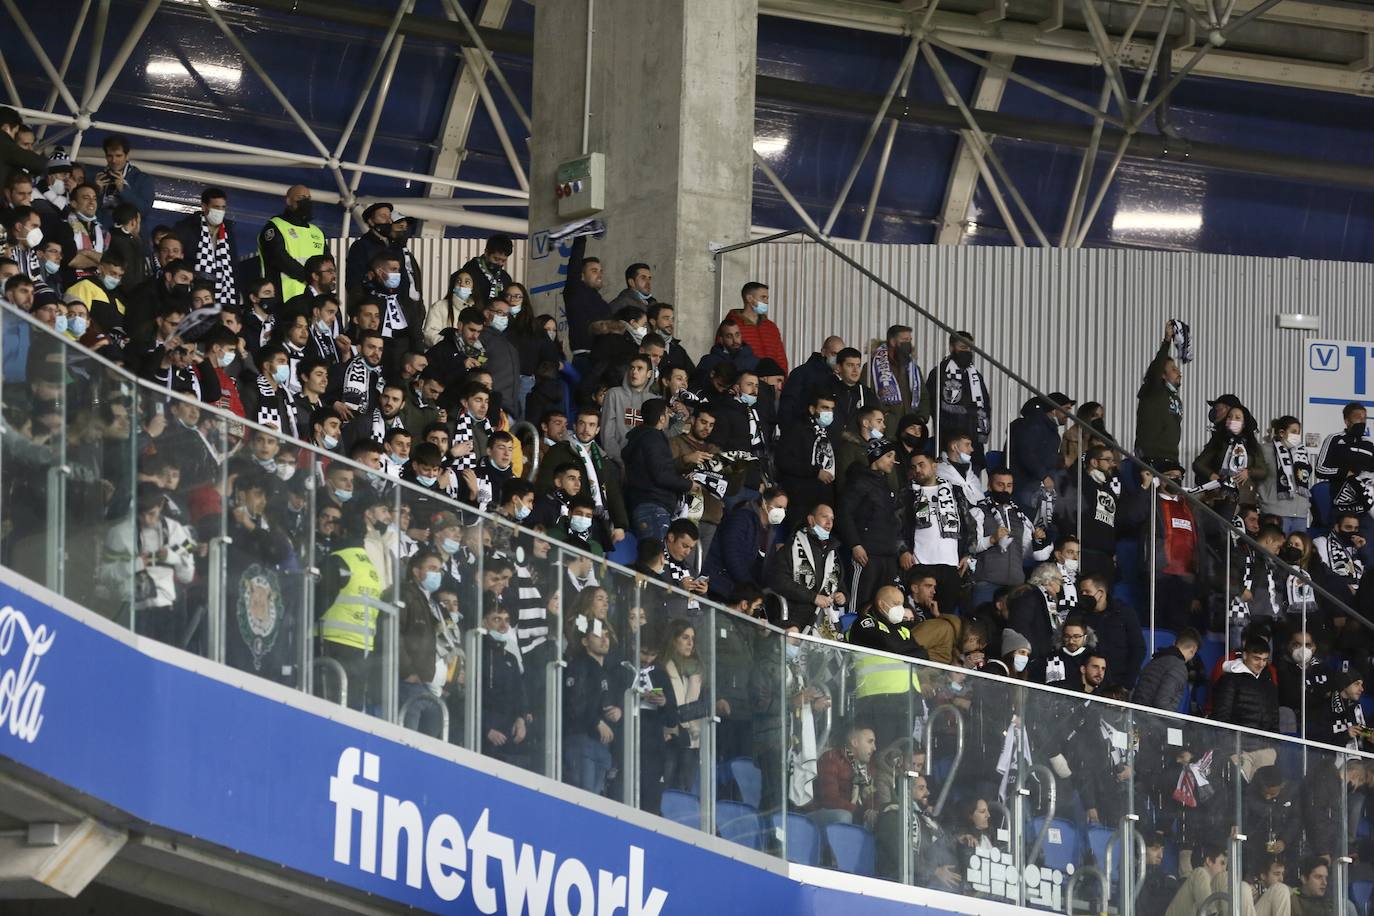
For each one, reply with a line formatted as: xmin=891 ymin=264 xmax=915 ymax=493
xmin=717 ymin=800 xmax=762 ymax=850
xmin=661 ymin=790 xmax=700 ymax=829
xmin=1353 ymin=879 xmax=1374 ymax=916
xmin=1086 ymin=825 xmax=1120 ymax=895
xmin=1030 ymin=817 xmax=1081 ymax=872
xmin=770 ymin=812 xmax=821 ymax=866
xmin=825 ymin=823 xmax=875 ymax=876
xmin=728 ymin=757 xmax=763 ymax=809
xmin=1198 ymin=633 xmax=1226 ymax=676
xmin=1311 ymin=481 xmax=1332 ymax=529
xmin=607 ymin=531 xmax=638 ymax=565
xmin=1161 ymin=842 xmax=1179 ymax=877
xmin=839 ymin=612 xmax=857 ymax=634
xmin=1152 ymin=629 xmax=1177 ymax=653
xmin=986 ymin=450 xmax=1006 ymax=471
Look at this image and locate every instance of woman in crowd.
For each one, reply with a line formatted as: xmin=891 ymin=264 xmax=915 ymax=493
xmin=422 ymin=269 xmax=476 ymax=348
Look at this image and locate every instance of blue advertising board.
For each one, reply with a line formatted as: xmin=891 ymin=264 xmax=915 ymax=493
xmin=0 ymin=570 xmax=1011 ymax=914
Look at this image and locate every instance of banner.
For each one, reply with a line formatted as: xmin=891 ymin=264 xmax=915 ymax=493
xmin=1304 ymin=339 xmax=1374 ymax=443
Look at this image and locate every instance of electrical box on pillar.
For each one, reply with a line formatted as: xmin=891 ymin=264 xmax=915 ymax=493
xmin=555 ymin=152 xmax=605 ymax=218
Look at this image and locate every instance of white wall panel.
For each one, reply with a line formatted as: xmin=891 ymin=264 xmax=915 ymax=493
xmin=745 ymin=242 xmax=1374 ymax=463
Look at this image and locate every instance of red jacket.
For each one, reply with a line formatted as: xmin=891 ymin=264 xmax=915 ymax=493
xmin=727 ymin=309 xmax=788 ymax=375
xmin=813 ymin=748 xmax=873 ymax=815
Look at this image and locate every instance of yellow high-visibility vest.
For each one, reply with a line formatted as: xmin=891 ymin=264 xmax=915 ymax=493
xmin=259 ymin=216 xmax=325 ymax=302
xmin=319 ymin=547 xmax=385 ymax=652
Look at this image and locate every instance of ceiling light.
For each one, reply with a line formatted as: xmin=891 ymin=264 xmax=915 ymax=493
xmin=145 ymin=58 xmax=242 ymax=87
xmin=752 ymin=136 xmax=788 ymax=157
xmin=1111 ymin=210 xmax=1203 ymax=232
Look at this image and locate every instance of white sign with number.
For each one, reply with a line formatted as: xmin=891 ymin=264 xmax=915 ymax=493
xmin=1303 ymin=339 xmax=1374 ymax=444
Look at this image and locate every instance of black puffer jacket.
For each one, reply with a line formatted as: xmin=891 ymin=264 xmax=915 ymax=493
xmin=1133 ymin=645 xmax=1189 ymax=711
xmin=837 ymin=466 xmax=908 ymax=558
xmin=622 ymin=425 xmax=691 ymax=513
xmin=1212 ymin=665 xmax=1279 ymax=743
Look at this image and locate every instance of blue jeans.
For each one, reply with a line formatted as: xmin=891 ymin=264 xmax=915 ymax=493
xmin=400 ymin=681 xmax=445 ymax=739
xmin=563 ymin=733 xmax=613 ymax=794
xmin=517 ymin=374 xmax=535 ymax=419
xmin=1280 ymin=516 xmax=1307 ymax=536
xmin=970 ymin=580 xmax=1001 ymax=612
xmin=632 ymin=502 xmax=672 ymax=544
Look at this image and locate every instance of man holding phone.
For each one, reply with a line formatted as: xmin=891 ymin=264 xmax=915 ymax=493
xmin=96 ymin=135 xmax=154 ymax=234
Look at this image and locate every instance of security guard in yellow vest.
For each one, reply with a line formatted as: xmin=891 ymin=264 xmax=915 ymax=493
xmin=258 ymin=184 xmax=325 ymax=303
xmin=318 ymin=497 xmax=390 ymax=711
xmin=846 ymin=585 xmax=927 ymax=748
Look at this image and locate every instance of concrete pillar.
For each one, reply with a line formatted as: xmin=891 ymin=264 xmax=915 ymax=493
xmin=526 ymin=0 xmax=758 ymax=357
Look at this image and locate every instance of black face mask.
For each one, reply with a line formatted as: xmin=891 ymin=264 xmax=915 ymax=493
xmin=372 ymin=222 xmax=392 ymax=238
xmin=989 ymin=491 xmax=1013 ymax=505
xmin=289 ymin=200 xmax=314 ymax=223
xmin=1351 ymin=422 xmax=1368 ymax=439
xmin=1279 ymin=545 xmax=1303 ymax=563
xmin=952 ymin=350 xmax=974 ymax=370
xmin=896 ymin=341 xmax=914 ymax=358
xmin=901 ymin=432 xmax=925 ymax=450
xmin=256 ymin=296 xmax=279 ymax=314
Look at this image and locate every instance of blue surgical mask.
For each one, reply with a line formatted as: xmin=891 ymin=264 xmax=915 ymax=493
xmin=314 ymin=319 xmax=332 ymax=335
xmin=384 ymin=271 xmax=401 ymax=289
xmin=811 ymin=524 xmax=830 ymax=541
xmin=41 ymin=259 xmax=59 ymax=276
xmin=421 ymin=570 xmax=443 ymax=593
xmin=387 ymin=452 xmax=405 ymax=466
xmin=868 ymin=428 xmax=883 ymax=440
xmin=333 ymin=488 xmax=352 ymax=503
xmin=102 ymin=273 xmax=120 ymax=291
xmin=954 ymin=450 xmax=972 ymax=465
xmin=510 ymin=304 xmax=523 ymax=317
xmin=417 ymin=474 xmax=438 ymax=487
xmin=738 ymin=392 xmax=757 ymax=407
xmin=69 ymin=316 xmax=87 ymax=337
xmin=491 ymin=315 xmax=509 ymax=332
xmin=515 ymin=504 xmax=531 ymax=521
xmin=786 ymin=643 xmax=800 ymax=660
xmin=754 ymin=302 xmax=769 ymax=316
xmin=273 ymin=364 xmax=290 ymax=385
xmin=219 ymin=350 xmax=236 ymax=368
xmin=322 ymin=434 xmax=339 ymax=449
xmin=454 ymin=286 xmax=472 ymax=300
xmin=53 ymin=315 xmax=67 ymax=334
xmin=442 ymin=537 xmax=461 ymax=555
xmin=817 ymin=410 xmax=833 ymax=428
xmin=569 ymin=515 xmax=592 ymax=534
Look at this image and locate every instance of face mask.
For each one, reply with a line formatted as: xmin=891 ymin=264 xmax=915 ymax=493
xmin=436 ymin=537 xmax=460 ymax=556
xmin=1061 ymin=558 xmax=1079 ymax=575
xmin=867 ymin=427 xmax=883 ymax=441
xmin=386 ymin=452 xmax=405 ymax=466
xmin=24 ymin=227 xmax=42 ymax=248
xmin=825 ymin=354 xmax=838 ymax=369
xmin=1012 ymin=654 xmax=1030 ymax=672
xmin=454 ymin=285 xmax=472 ymax=300
xmin=417 ymin=474 xmax=438 ymax=487
xmin=53 ymin=315 xmax=67 ymax=334
xmin=41 ymin=259 xmax=59 ymax=276
xmin=49 ymin=178 xmax=65 ymax=195
xmin=569 ymin=515 xmax=593 ymax=534
xmin=629 ymin=325 xmax=647 ymax=343
xmin=421 ymin=570 xmax=443 ymax=593
xmin=218 ymin=350 xmax=236 ymax=368
xmin=372 ymin=222 xmax=392 ymax=238
xmin=276 ymin=463 xmax=296 ymax=481
xmin=1352 ymin=422 xmax=1368 ymax=439
xmin=767 ymin=506 xmax=786 ymax=526
xmin=256 ymin=455 xmax=277 ymax=471
xmin=754 ymin=302 xmax=769 ymax=316
xmin=954 ymin=450 xmax=972 ymax=466
xmin=738 ymin=392 xmax=757 ymax=407
xmin=817 ymin=410 xmax=833 ymax=428
xmin=491 ymin=315 xmax=509 ymax=332
xmin=206 ymin=208 xmax=226 ymax=227
xmin=383 ymin=271 xmax=402 ymax=290
xmin=322 ymin=434 xmax=339 ymax=449
xmin=1279 ymin=544 xmax=1302 ymax=563
xmin=811 ymin=524 xmax=830 ymax=541
xmin=510 ymin=304 xmax=523 ymax=317
xmin=1285 ymin=433 xmax=1303 ymax=448
xmin=547 ymin=329 xmax=558 ymax=342
xmin=785 ymin=643 xmax=801 ymax=660
xmin=77 ymin=210 xmax=98 ymax=223
xmin=69 ymin=316 xmax=87 ymax=337
xmin=515 ymin=504 xmax=532 ymax=521
xmin=897 ymin=341 xmax=914 ymax=357
xmin=291 ymin=199 xmax=314 ymax=222
xmin=884 ymin=606 xmax=905 ymax=626
xmin=901 ymin=432 xmax=923 ymax=449
xmin=1089 ymin=467 xmax=1107 ymax=484
xmin=990 ymin=490 xmax=1013 ymax=504
xmin=314 ymin=319 xmax=332 ymax=335
xmin=1292 ymin=646 xmax=1314 ymax=666
xmin=272 ymin=364 xmax=290 ymax=385
xmin=101 ymin=272 xmax=121 ymax=291
xmin=257 ymin=297 xmax=279 ymax=314
xmin=952 ymin=350 xmax=973 ymax=369
xmin=334 ymin=488 xmax=352 ymax=503
xmin=1226 ymin=419 xmax=1243 ymax=435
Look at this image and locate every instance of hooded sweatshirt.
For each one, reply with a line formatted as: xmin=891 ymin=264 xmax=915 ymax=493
xmin=601 ymin=374 xmax=654 ymax=462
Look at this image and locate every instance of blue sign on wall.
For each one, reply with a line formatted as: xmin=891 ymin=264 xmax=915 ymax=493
xmin=0 ymin=573 xmax=986 ymax=915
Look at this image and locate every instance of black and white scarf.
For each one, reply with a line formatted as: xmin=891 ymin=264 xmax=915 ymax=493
xmin=1220 ymin=437 xmax=1249 ymax=484
xmin=309 ymin=327 xmax=340 ymax=364
xmin=1322 ymin=533 xmax=1362 ymax=582
xmin=1168 ymin=317 xmax=1194 ymax=364
xmin=789 ymin=529 xmax=839 ymax=595
xmin=811 ymin=421 xmax=835 ymax=474
xmin=341 ymin=356 xmax=382 ymax=412
xmin=941 ymin=358 xmax=990 ymax=441
xmin=1273 ymin=440 xmax=1312 ymax=499
xmin=911 ymin=481 xmax=962 ymax=539
xmin=254 ymin=375 xmax=297 ymax=437
xmin=451 ymin=411 xmax=493 ymax=471
xmin=196 ymin=217 xmax=237 ymax=305
xmin=1334 ymin=474 xmax=1374 ymax=516
xmin=1285 ymin=573 xmax=1317 ymax=615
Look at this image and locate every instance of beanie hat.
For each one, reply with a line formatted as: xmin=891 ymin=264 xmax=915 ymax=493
xmin=1001 ymin=628 xmax=1032 ymax=656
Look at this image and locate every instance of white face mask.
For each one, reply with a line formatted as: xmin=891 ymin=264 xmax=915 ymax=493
xmin=1285 ymin=433 xmax=1303 ymax=448
xmin=767 ymin=506 xmax=786 ymax=526
xmin=1012 ymin=654 xmax=1030 ymax=672
xmin=206 ymin=208 xmax=226 ymax=227
xmin=1226 ymin=419 xmax=1243 ymax=435
xmin=24 ymin=226 xmax=42 ymax=248
xmin=49 ymin=178 xmax=65 ymax=196
xmin=1292 ymin=646 xmax=1313 ymax=666
xmin=1061 ymin=558 xmax=1079 ymax=576
xmin=884 ymin=606 xmax=905 ymax=626
xmin=629 ymin=325 xmax=647 ymax=343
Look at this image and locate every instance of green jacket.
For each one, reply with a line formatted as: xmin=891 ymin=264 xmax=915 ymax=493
xmin=1135 ymin=339 xmax=1182 ymax=463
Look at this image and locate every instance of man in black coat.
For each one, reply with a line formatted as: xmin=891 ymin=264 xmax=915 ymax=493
xmin=1133 ymin=627 xmax=1200 ymax=712
xmin=820 ymin=347 xmax=880 ymax=437
xmin=459 ymin=233 xmax=514 ymax=306
xmin=1212 ymin=636 xmax=1280 ymax=739
xmin=172 ymin=187 xmax=239 ymax=306
xmin=561 ymin=234 xmax=607 ymax=352
xmin=622 ymin=399 xmax=695 ymax=543
xmin=837 ymin=440 xmax=913 ymax=609
xmin=778 ymin=336 xmax=844 ymax=428
xmin=1078 ymin=573 xmax=1145 ymax=689
xmin=480 ymin=603 xmax=530 ymax=766
xmin=774 ymin=391 xmax=836 ymax=529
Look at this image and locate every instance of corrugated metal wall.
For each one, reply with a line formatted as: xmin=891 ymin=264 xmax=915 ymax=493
xmin=746 ymin=242 xmax=1374 ymax=462
xmin=328 ymin=238 xmax=528 ymax=308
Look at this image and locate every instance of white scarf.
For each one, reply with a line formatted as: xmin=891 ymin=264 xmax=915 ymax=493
xmin=790 ymin=529 xmax=839 ymax=596
xmin=1273 ymin=439 xmax=1312 ymax=499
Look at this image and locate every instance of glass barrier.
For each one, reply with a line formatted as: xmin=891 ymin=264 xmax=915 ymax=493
xmin=6 ymin=304 xmax=1374 ymax=916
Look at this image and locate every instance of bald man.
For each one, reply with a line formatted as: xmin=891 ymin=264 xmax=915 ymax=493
xmin=257 ymin=184 xmax=325 ymax=303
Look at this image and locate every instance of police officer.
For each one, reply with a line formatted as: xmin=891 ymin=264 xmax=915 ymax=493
xmin=258 ymin=184 xmax=325 ymax=304
xmin=846 ymin=585 xmax=926 ymax=748
xmin=317 ymin=493 xmax=391 ymax=712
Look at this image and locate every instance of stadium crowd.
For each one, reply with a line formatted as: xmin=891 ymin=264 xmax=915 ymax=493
xmin=3 ymin=108 xmax=1374 ymax=911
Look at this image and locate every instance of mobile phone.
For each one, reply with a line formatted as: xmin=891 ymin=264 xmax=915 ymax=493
xmin=649 ymin=688 xmax=664 ymax=697
xmin=153 ymin=401 xmax=165 ymax=417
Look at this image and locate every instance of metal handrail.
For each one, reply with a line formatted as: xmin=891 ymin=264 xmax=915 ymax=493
xmin=1026 ymin=763 xmax=1058 ymax=868
xmin=510 ymin=420 xmax=540 ymax=482
xmin=400 ymin=691 xmax=450 ymax=742
xmin=922 ymin=704 xmax=964 ymax=818
xmin=1195 ymin=891 xmax=1230 ymax=916
xmin=1065 ymin=865 xmax=1108 ymax=915
xmin=311 ymin=656 xmax=348 ymax=706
